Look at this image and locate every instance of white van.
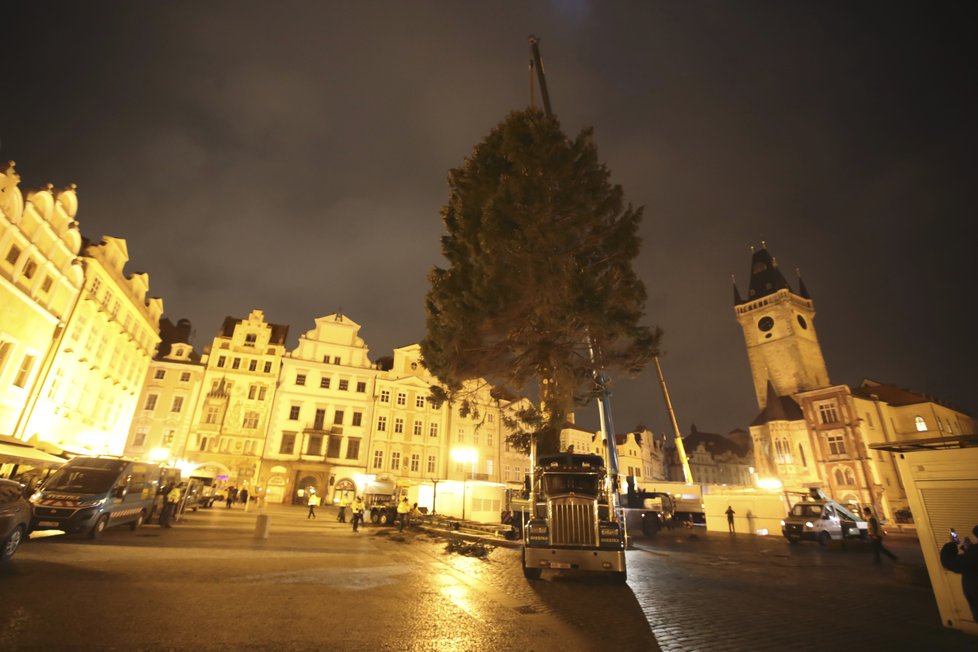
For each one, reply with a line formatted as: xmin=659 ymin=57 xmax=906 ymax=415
xmin=781 ymin=499 xmax=867 ymax=545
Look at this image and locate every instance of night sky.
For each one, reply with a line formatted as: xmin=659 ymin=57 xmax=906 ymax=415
xmin=3 ymin=2 xmax=975 ymax=438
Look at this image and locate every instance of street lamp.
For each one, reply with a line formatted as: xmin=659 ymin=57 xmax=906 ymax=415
xmin=451 ymin=448 xmax=478 ymax=521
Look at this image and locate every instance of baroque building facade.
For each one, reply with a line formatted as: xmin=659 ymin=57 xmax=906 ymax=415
xmin=735 ymin=244 xmax=975 ymax=519
xmin=1 ymin=163 xmax=84 ymax=441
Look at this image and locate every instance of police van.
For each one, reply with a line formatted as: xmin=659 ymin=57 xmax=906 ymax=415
xmin=30 ymin=456 xmax=167 ymax=538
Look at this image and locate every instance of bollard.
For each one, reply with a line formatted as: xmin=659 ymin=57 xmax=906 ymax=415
xmin=254 ymin=513 xmax=271 ymax=539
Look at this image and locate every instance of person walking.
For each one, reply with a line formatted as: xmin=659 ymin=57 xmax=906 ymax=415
xmin=725 ymin=505 xmax=736 ymax=534
xmin=351 ymin=495 xmax=365 ymax=532
xmin=940 ymin=525 xmax=978 ymax=620
xmin=307 ymin=492 xmax=321 ymax=519
xmin=337 ymin=494 xmax=349 ymax=523
xmin=239 ymin=488 xmax=249 ymax=505
xmin=864 ymin=507 xmax=898 ymax=564
xmin=226 ymin=487 xmax=236 ymax=509
xmin=396 ymin=497 xmax=411 ymax=532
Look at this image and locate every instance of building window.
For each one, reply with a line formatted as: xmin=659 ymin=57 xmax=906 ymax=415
xmin=258 ymin=386 xmax=267 ymax=401
xmin=22 ymin=259 xmax=37 ymax=279
xmin=231 ymin=358 xmax=241 ymax=370
xmin=394 ymin=418 xmax=404 ymax=434
xmin=826 ymin=434 xmax=846 ymax=456
xmin=314 ymin=409 xmax=326 ymax=430
xmin=334 ymin=410 xmax=344 ymax=425
xmin=13 ymin=354 xmax=35 ymax=388
xmin=396 ymin=392 xmax=406 ymax=406
xmin=180 ymin=372 xmax=191 ymax=382
xmin=427 ymin=455 xmax=436 ymax=474
xmin=154 ymin=369 xmax=166 ymax=380
xmin=352 ymin=412 xmax=363 ymax=427
xmin=320 ymin=377 xmax=331 ymax=389
xmin=356 ymin=381 xmax=366 ymax=393
xmin=306 ymin=435 xmax=322 ymax=456
xmin=915 ymin=416 xmax=928 ymax=432
xmin=487 ymin=432 xmax=494 ymax=447
xmin=199 ymin=436 xmax=209 ymax=452
xmin=457 ymin=428 xmax=464 ymax=443
xmin=40 ymin=275 xmax=53 ymax=292
xmin=132 ymin=429 xmax=147 ymax=447
xmin=377 ymin=416 xmax=387 ymax=432
xmin=338 ymin=379 xmax=349 ymax=391
xmin=818 ymin=403 xmax=839 ymax=425
xmin=289 ymin=405 xmax=300 ymax=420
xmin=170 ymin=396 xmax=184 ymax=413
xmin=799 ymin=444 xmax=807 ymax=467
xmin=248 ymin=385 xmax=257 ymax=400
xmin=380 ymin=389 xmax=390 ymax=403
xmin=244 ymin=333 xmax=257 ymax=347
xmin=486 ymin=459 xmax=493 ymax=477
xmin=296 ymin=374 xmax=306 ymax=386
xmin=327 ymin=436 xmax=341 ymax=458
xmin=346 ymin=438 xmax=360 ymax=460
xmin=263 ymin=361 xmax=272 ymax=373
xmin=373 ymin=450 xmax=383 ymax=469
xmin=416 ymin=395 xmax=425 ymax=408
xmin=410 ymin=454 xmax=420 ymax=472
xmin=413 ymin=420 xmax=423 ymax=436
xmin=162 ymin=430 xmax=175 ymax=446
xmin=429 ymin=423 xmax=438 ymax=437
xmin=5 ymin=244 xmax=22 ymax=265
xmin=144 ymin=394 xmax=158 ymax=411
xmin=473 ymin=432 xmax=479 ymax=446
xmin=205 ymin=405 xmax=220 ymax=424
xmin=243 ymin=411 xmax=260 ymax=429
xmin=249 ymin=359 xmax=257 ymax=372
xmin=279 ymin=433 xmax=296 ymax=454
xmin=333 ymin=356 xmax=341 ymax=364
xmin=391 ymin=452 xmax=401 ymax=470
xmin=218 ymin=355 xmax=227 ymax=368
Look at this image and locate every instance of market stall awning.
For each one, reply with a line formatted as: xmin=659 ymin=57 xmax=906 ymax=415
xmin=0 ymin=441 xmax=68 ymax=467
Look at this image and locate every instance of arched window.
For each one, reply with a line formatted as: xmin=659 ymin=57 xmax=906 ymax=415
xmin=798 ymin=444 xmax=807 ymax=467
xmin=834 ymin=468 xmax=845 ymax=485
xmin=915 ymin=416 xmax=927 ymax=432
xmin=844 ymin=468 xmax=855 ymax=485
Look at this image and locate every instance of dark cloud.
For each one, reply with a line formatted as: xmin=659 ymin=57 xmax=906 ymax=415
xmin=2 ymin=1 xmax=975 ymax=436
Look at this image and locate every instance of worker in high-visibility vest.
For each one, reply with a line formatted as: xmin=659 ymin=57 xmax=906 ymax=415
xmin=161 ymin=483 xmax=182 ymax=528
xmin=351 ymin=496 xmax=365 ymax=532
xmin=396 ymin=497 xmax=411 ymax=532
xmin=337 ymin=494 xmax=350 ymax=523
xmin=307 ymin=492 xmax=321 ymax=519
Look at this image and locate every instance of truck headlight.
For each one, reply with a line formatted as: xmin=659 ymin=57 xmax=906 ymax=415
xmin=805 ymin=521 xmax=814 ymax=528
xmin=779 ymin=520 xmax=785 ymax=527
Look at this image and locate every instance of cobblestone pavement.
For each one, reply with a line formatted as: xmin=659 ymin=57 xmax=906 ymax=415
xmin=3 ymin=504 xmax=975 ymax=652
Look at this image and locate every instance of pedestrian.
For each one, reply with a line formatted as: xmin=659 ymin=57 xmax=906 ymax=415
xmin=940 ymin=525 xmax=978 ymax=621
xmin=351 ymin=495 xmax=365 ymax=532
xmin=239 ymin=488 xmax=249 ymax=504
xmin=161 ymin=482 xmax=182 ymax=528
xmin=337 ymin=494 xmax=349 ymax=523
xmin=226 ymin=486 xmax=235 ymax=509
xmin=864 ymin=507 xmax=898 ymax=564
xmin=396 ymin=496 xmax=411 ymax=532
xmin=307 ymin=492 xmax=320 ymax=519
xmin=725 ymin=505 xmax=736 ymax=534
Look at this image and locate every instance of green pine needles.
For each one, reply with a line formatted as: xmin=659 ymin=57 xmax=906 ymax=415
xmin=421 ymin=109 xmax=660 ymax=455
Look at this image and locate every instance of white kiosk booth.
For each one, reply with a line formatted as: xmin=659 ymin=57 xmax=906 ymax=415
xmin=871 ymin=434 xmax=978 ymax=637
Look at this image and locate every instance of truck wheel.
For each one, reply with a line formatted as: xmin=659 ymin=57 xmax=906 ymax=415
xmin=129 ymin=511 xmax=146 ymax=531
xmin=370 ymin=511 xmax=380 ymax=524
xmin=89 ymin=515 xmax=110 ymax=540
xmin=818 ymin=531 xmax=830 ymax=546
xmin=641 ymin=514 xmax=660 ymax=537
xmin=521 ymin=549 xmax=542 ymax=580
xmin=610 ymin=570 xmax=628 ymax=584
xmin=1 ymin=525 xmax=25 ymax=561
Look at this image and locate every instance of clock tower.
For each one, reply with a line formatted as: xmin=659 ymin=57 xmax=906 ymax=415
xmin=734 ymin=244 xmax=830 ymax=409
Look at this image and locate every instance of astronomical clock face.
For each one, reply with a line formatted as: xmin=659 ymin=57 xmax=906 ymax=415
xmin=757 ymin=316 xmax=774 ymax=333
xmin=796 ymin=314 xmax=808 ymax=330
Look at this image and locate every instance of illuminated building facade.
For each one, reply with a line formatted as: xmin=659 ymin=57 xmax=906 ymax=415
xmin=735 ymin=244 xmax=975 ymax=518
xmin=124 ymin=318 xmax=203 ymax=465
xmin=186 ymin=310 xmax=287 ymax=490
xmin=262 ymin=314 xmax=379 ymax=505
xmin=1 ymin=163 xmax=83 ymax=440
xmin=21 ymin=235 xmax=162 ymax=455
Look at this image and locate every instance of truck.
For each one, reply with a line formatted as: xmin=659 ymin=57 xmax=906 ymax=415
xmin=30 ymin=456 xmax=170 ymax=539
xmin=521 ymin=452 xmax=627 ymax=582
xmin=780 ymin=488 xmax=868 ymax=545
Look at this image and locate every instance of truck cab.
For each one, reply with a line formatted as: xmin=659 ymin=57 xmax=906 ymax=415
xmin=522 ymin=453 xmax=627 ymax=582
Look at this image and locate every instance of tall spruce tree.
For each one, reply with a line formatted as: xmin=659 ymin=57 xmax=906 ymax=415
xmin=421 ymin=109 xmax=659 ymax=455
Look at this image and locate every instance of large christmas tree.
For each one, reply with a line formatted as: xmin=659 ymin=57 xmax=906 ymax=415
xmin=421 ymin=109 xmax=658 ymax=455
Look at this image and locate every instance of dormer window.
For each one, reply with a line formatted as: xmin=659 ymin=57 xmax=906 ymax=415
xmin=914 ymin=416 xmax=927 ymax=432
xmin=244 ymin=334 xmax=257 ymax=347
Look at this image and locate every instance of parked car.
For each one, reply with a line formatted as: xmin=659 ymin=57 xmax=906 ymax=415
xmin=1 ymin=478 xmax=32 ymax=561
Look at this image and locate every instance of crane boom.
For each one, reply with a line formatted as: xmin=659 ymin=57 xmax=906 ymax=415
xmin=528 ymin=35 xmax=554 ymax=118
xmin=654 ymin=355 xmax=693 ymax=483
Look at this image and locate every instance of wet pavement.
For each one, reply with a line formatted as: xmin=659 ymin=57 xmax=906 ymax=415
xmin=1 ymin=504 xmax=974 ymax=651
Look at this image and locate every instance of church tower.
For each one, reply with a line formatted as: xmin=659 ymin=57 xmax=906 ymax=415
xmin=734 ymin=244 xmax=830 ymax=409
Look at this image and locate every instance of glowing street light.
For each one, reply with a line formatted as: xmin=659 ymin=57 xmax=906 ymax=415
xmin=451 ymin=448 xmax=478 ymax=520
